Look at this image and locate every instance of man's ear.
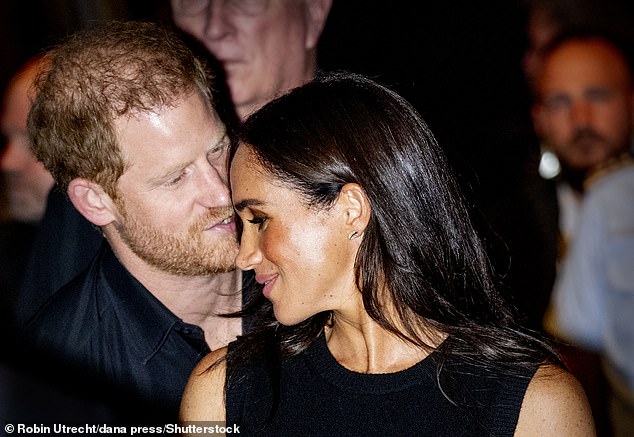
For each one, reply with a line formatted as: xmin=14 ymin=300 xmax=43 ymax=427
xmin=338 ymin=182 xmax=370 ymax=236
xmin=305 ymin=0 xmax=333 ymax=50
xmin=67 ymin=178 xmax=118 ymax=227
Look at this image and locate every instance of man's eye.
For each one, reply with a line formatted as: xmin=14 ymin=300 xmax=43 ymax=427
xmin=545 ymin=95 xmax=570 ymax=111
xmin=207 ymin=148 xmax=224 ymax=161
xmin=175 ymin=0 xmax=208 ymax=16
xmin=586 ymin=89 xmax=612 ymax=102
xmin=208 ymin=135 xmax=230 ymax=162
xmin=166 ymin=172 xmax=186 ymax=186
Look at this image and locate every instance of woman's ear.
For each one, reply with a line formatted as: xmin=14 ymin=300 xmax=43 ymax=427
xmin=67 ymin=178 xmax=118 ymax=227
xmin=338 ymin=182 xmax=371 ymax=237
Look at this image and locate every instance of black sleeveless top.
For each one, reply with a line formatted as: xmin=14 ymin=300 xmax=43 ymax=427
xmin=226 ymin=334 xmax=538 ymax=436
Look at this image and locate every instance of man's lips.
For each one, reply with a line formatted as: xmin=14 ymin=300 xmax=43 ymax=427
xmin=214 ymin=54 xmax=242 ymax=64
xmin=207 ymin=214 xmax=236 ymax=232
xmin=217 ymin=59 xmax=244 ymax=73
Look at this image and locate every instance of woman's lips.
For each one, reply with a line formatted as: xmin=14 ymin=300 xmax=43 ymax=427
xmin=255 ymin=274 xmax=278 ymax=298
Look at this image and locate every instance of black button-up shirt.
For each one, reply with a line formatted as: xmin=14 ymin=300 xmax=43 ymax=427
xmin=27 ymin=242 xmax=251 ymax=423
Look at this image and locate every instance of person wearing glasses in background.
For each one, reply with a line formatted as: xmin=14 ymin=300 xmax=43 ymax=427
xmin=170 ymin=0 xmax=332 ymax=121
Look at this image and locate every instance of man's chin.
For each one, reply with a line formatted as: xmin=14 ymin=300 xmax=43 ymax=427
xmin=155 ymin=257 xmax=237 ymax=277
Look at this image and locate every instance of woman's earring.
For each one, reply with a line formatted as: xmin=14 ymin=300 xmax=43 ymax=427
xmin=348 ymin=231 xmax=359 ymax=240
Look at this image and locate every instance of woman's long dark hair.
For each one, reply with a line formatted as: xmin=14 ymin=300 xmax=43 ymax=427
xmin=226 ymin=72 xmax=558 ymax=401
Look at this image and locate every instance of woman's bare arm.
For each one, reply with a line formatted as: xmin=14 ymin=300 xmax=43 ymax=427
xmin=180 ymin=347 xmax=228 ymax=423
xmin=515 ymin=364 xmax=596 ymax=436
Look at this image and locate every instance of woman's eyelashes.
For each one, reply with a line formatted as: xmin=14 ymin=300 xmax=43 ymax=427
xmin=247 ymin=215 xmax=268 ymax=231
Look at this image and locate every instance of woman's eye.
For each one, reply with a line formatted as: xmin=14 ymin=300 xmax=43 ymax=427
xmin=248 ymin=216 xmax=267 ymax=230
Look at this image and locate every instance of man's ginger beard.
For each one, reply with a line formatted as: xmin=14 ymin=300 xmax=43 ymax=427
xmin=113 ymin=195 xmax=238 ymax=276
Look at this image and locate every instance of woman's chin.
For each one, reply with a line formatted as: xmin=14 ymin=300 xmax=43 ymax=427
xmin=273 ymin=307 xmax=311 ymax=327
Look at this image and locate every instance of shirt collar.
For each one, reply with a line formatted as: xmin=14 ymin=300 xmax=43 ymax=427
xmin=97 ymin=244 xmax=208 ymax=362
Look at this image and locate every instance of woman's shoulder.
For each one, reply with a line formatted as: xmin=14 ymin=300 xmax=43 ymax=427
xmin=515 ymin=364 xmax=596 ymax=436
xmin=179 ymin=347 xmax=228 ymax=422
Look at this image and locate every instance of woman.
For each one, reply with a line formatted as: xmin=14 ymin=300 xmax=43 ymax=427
xmin=181 ymin=73 xmax=594 ymax=436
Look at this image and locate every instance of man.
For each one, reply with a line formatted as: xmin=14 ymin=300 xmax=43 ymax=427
xmin=532 ymin=32 xmax=634 ymax=256
xmin=16 ymin=0 xmax=333 ymax=326
xmin=26 ymin=21 xmax=244 ymax=422
xmin=0 ymin=57 xmax=54 ymax=330
xmin=170 ymin=0 xmax=332 ymax=120
xmin=532 ymin=31 xmax=634 ymax=436
xmin=508 ymin=0 xmax=634 ymax=334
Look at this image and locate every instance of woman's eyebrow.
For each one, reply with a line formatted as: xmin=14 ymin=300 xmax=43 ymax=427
xmin=233 ymin=198 xmax=265 ymax=212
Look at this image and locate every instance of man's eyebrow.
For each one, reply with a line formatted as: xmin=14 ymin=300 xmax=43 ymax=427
xmin=149 ymin=127 xmax=229 ymax=185
xmin=234 ymin=198 xmax=265 ymax=212
xmin=209 ymin=127 xmax=229 ymax=152
xmin=147 ymin=164 xmax=184 ymax=187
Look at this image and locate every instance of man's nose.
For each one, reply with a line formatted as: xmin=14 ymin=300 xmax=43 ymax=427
xmin=204 ymin=0 xmax=234 ymax=41
xmin=0 ymin=140 xmax=28 ymax=173
xmin=570 ymin=100 xmax=592 ymax=129
xmin=197 ymin=163 xmax=231 ymax=207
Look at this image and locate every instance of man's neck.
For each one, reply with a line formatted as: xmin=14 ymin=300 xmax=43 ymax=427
xmin=142 ymin=268 xmax=243 ymax=325
xmin=585 ymin=151 xmax=634 ymax=189
xmin=105 ymin=235 xmax=243 ymax=349
xmin=145 ymin=268 xmax=243 ymax=351
xmin=559 ymin=165 xmax=587 ymax=195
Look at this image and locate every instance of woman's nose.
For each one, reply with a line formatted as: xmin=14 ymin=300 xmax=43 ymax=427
xmin=235 ymin=227 xmax=262 ymax=271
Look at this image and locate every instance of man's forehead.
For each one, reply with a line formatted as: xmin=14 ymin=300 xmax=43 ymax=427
xmin=540 ymin=51 xmax=632 ymax=93
xmin=114 ymin=98 xmax=224 ymax=165
xmin=545 ymin=40 xmax=629 ymax=74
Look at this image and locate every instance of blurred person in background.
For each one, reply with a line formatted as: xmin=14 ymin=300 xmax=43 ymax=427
xmin=0 ymin=56 xmax=54 ymax=332
xmin=0 ymin=55 xmax=108 ymax=426
xmin=533 ymin=31 xmax=634 ymax=437
xmin=522 ymin=0 xmax=634 ymax=258
xmin=532 ymin=31 xmax=634 ymax=261
xmin=510 ymin=0 xmax=634 ymax=333
xmin=0 ymin=56 xmax=53 ymax=225
xmin=515 ymin=6 xmax=634 ymax=433
xmin=170 ymin=0 xmax=332 ymax=120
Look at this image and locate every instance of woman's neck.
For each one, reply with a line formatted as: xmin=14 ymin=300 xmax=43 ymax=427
xmin=324 ymin=310 xmax=445 ymax=374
